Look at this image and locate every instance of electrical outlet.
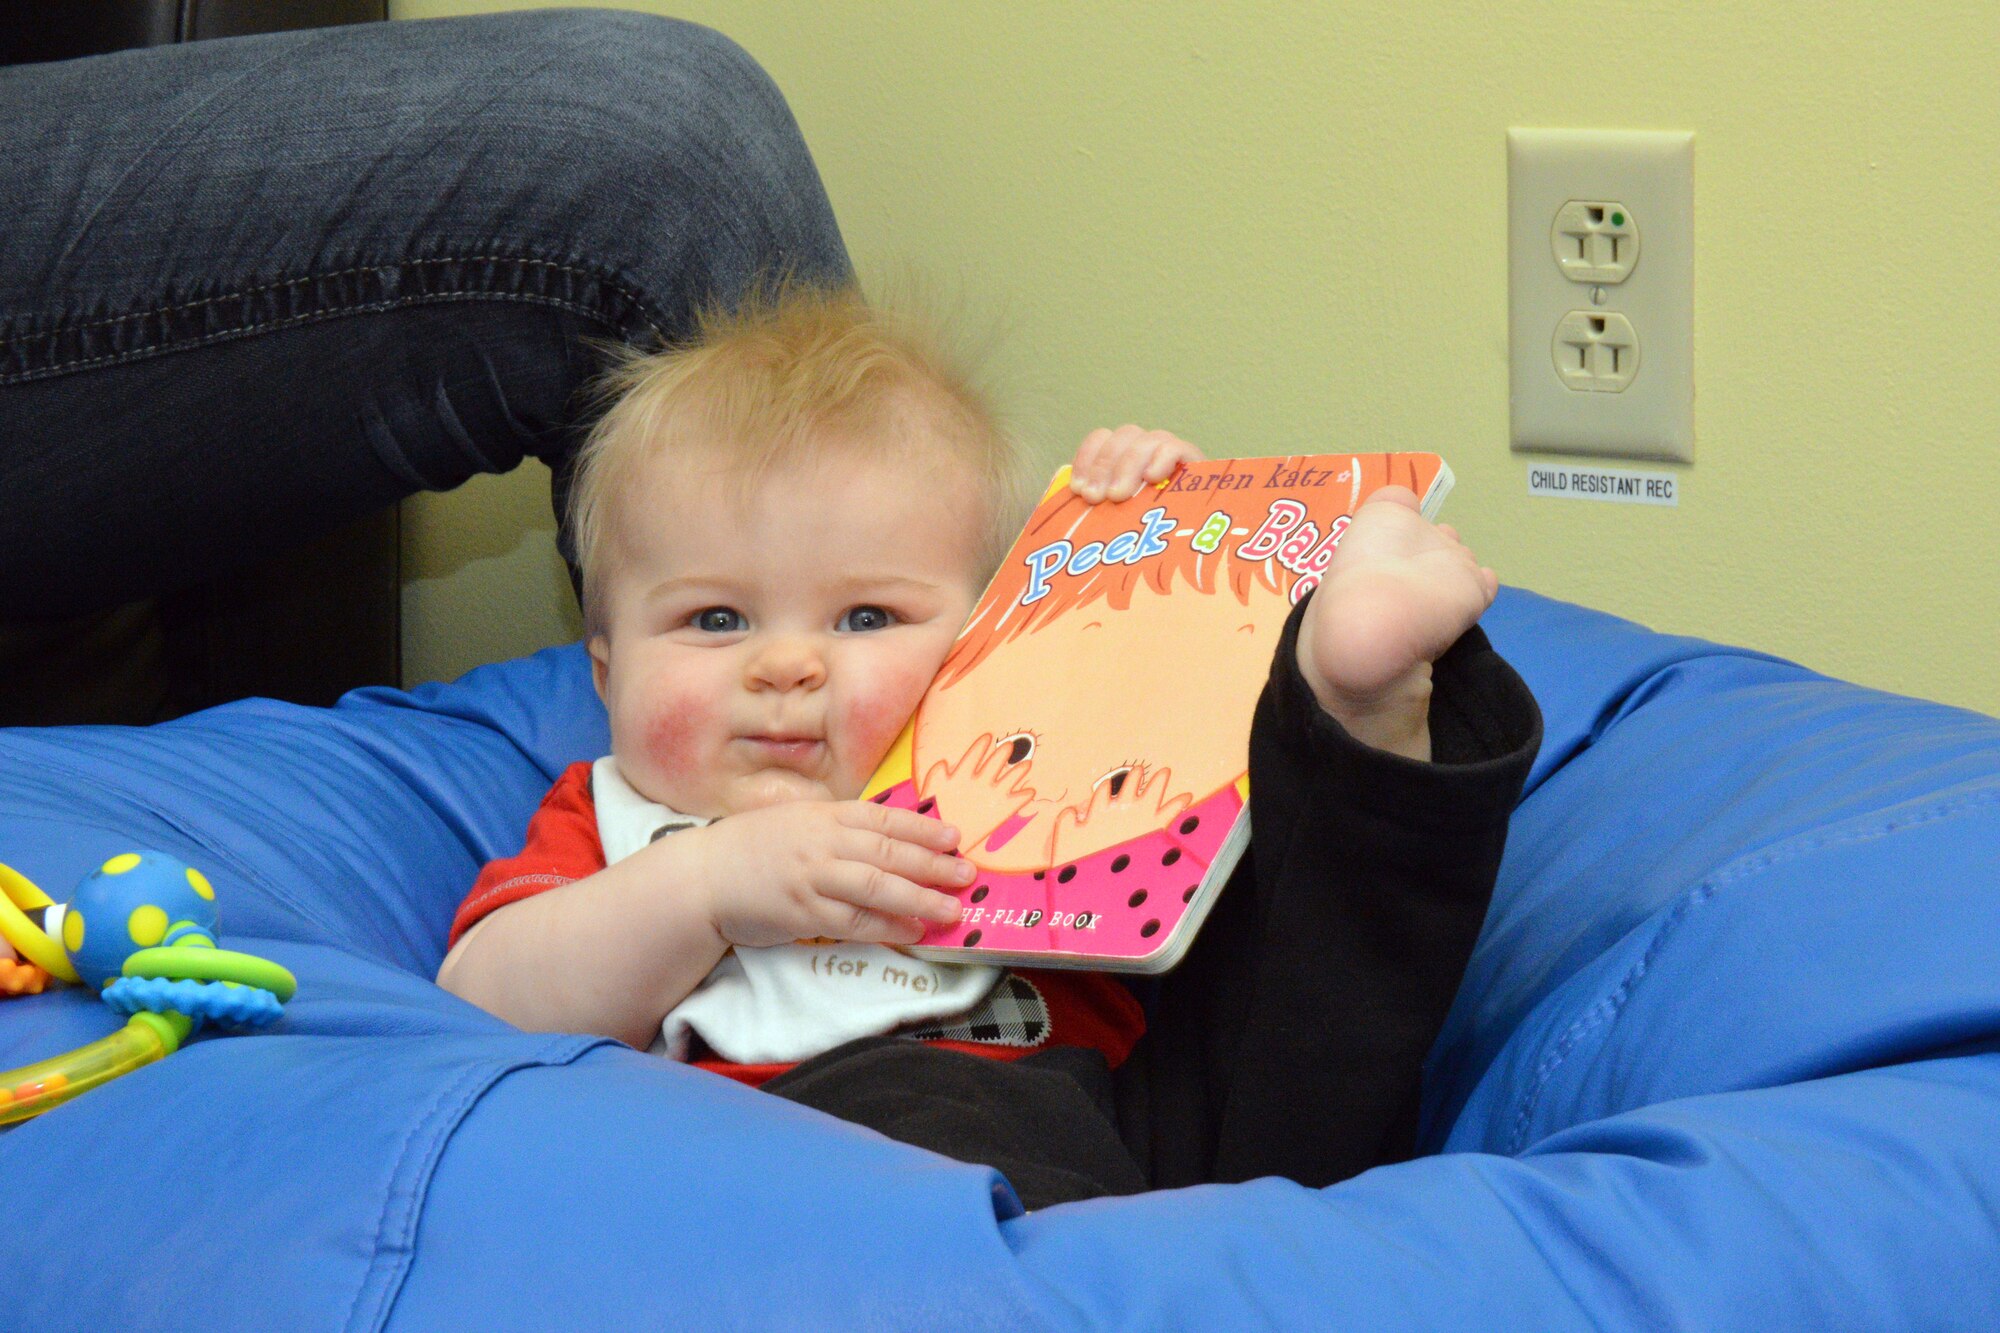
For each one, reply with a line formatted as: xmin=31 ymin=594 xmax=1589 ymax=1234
xmin=1509 ymin=129 xmax=1693 ymax=462
xmin=1553 ymin=310 xmax=1638 ymax=391
xmin=1552 ymin=200 xmax=1638 ymax=284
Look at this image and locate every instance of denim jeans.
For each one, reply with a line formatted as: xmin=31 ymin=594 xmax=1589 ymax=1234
xmin=0 ymin=8 xmax=850 ymax=621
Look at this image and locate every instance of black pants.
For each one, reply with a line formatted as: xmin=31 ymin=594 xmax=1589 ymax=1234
xmin=767 ymin=1038 xmax=1148 ymax=1207
xmin=770 ymin=614 xmax=1543 ymax=1211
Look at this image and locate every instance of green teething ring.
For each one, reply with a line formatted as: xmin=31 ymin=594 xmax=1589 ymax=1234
xmin=0 ymin=861 xmax=80 ymax=984
xmin=124 ymin=946 xmax=296 ymax=1001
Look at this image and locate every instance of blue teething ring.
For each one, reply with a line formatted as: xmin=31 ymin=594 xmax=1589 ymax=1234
xmin=103 ymin=976 xmax=287 ymax=1028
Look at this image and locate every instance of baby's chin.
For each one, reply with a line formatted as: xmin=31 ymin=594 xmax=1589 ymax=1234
xmin=716 ymin=768 xmax=849 ymax=815
xmin=622 ymin=750 xmax=867 ymax=818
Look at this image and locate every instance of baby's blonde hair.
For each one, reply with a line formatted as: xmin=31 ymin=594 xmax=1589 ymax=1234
xmin=568 ymin=282 xmax=1023 ymax=634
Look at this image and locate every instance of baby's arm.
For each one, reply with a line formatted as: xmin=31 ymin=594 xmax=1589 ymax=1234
xmin=438 ymin=800 xmax=970 ymax=1049
xmin=437 ymin=833 xmax=733 ymax=1049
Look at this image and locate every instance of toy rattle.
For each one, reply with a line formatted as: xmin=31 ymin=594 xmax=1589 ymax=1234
xmin=0 ymin=851 xmax=296 ymax=1126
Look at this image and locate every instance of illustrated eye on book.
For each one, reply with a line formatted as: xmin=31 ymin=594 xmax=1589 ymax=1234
xmin=998 ymin=733 xmax=1035 ymax=764
xmin=1094 ymin=767 xmax=1133 ymax=798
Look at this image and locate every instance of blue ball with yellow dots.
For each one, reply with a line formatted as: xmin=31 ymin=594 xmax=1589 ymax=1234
xmin=58 ymin=851 xmax=219 ymax=989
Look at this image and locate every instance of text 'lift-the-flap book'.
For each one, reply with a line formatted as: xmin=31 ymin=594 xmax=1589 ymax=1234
xmin=864 ymin=452 xmax=1451 ymax=972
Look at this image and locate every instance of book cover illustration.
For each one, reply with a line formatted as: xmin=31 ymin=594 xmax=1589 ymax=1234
xmin=863 ymin=452 xmax=1451 ymax=972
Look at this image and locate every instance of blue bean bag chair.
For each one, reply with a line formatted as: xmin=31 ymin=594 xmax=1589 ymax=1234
xmin=3 ymin=587 xmax=1996 ymax=1330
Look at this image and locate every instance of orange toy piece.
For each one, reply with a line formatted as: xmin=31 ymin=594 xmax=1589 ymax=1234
xmin=0 ymin=956 xmax=49 ymax=996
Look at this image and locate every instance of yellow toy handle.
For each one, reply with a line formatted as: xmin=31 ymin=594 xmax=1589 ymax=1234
xmin=0 ymin=861 xmax=79 ymax=984
xmin=0 ymin=1010 xmax=191 ymax=1126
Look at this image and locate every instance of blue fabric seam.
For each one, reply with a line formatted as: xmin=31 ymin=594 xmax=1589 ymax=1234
xmin=300 ymin=710 xmax=523 ymax=883
xmin=338 ymin=681 xmax=596 ymax=789
xmin=6 ymin=743 xmax=342 ymax=940
xmin=1504 ymin=784 xmax=2000 ymax=1154
xmin=343 ymin=1034 xmax=610 ymax=1333
xmin=1520 ymin=646 xmax=1796 ymax=799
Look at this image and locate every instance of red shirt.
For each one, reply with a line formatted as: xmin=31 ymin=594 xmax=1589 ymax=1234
xmin=451 ymin=762 xmax=1145 ymax=1086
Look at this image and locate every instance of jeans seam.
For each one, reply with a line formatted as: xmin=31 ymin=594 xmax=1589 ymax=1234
xmin=2 ymin=292 xmax=611 ymax=382
xmin=41 ymin=256 xmax=651 ymax=333
xmin=0 ymin=254 xmax=666 ymax=383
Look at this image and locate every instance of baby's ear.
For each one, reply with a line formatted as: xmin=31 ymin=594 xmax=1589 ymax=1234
xmin=587 ymin=635 xmax=611 ymax=702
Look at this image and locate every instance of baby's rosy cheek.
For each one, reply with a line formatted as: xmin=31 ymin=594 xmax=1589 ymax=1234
xmin=845 ymin=663 xmax=932 ymax=757
xmin=639 ymin=696 xmax=715 ymax=779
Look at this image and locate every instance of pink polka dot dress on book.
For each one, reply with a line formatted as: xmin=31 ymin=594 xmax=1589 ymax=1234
xmin=873 ymin=779 xmax=1245 ymax=970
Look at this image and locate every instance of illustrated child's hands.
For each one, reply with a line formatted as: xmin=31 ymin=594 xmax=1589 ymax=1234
xmin=920 ymin=732 xmax=1037 ymax=861
xmin=1296 ymin=486 xmax=1499 ymax=761
xmin=1069 ymin=425 xmax=1203 ymax=503
xmin=686 ymin=800 xmax=973 ymax=949
xmin=1050 ymin=761 xmax=1192 ymax=866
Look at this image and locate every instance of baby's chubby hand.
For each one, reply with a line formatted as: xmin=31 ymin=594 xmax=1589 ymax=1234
xmin=681 ymin=799 xmax=973 ymax=949
xmin=1295 ymin=486 xmax=1499 ymax=761
xmin=1068 ymin=425 xmax=1203 ymax=503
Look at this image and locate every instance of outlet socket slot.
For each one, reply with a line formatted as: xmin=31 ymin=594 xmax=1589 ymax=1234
xmin=1552 ymin=199 xmax=1639 ymax=284
xmin=1554 ymin=310 xmax=1639 ymax=391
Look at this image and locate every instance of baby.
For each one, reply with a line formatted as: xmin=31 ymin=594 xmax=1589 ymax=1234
xmin=437 ymin=286 xmax=1540 ymax=1207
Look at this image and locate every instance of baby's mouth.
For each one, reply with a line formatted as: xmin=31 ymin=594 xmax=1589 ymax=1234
xmin=741 ymin=735 xmax=825 ymax=768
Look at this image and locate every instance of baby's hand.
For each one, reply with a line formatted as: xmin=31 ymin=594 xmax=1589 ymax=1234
xmin=1295 ymin=486 xmax=1499 ymax=761
xmin=686 ymin=800 xmax=973 ymax=949
xmin=1069 ymin=425 xmax=1203 ymax=503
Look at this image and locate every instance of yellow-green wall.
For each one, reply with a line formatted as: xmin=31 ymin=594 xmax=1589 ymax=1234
xmin=392 ymin=0 xmax=1999 ymax=716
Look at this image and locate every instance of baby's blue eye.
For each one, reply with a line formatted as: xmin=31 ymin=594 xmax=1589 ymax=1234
xmin=694 ymin=608 xmax=745 ymax=633
xmin=839 ymin=606 xmax=896 ymax=633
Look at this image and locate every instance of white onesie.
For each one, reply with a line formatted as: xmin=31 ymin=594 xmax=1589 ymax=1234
xmin=589 ymin=757 xmax=1002 ymax=1065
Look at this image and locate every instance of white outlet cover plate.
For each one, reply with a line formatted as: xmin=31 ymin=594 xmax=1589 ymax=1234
xmin=1509 ymin=128 xmax=1693 ymax=463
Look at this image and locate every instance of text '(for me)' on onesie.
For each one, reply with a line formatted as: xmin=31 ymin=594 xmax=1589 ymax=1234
xmin=590 ymin=758 xmax=1003 ymax=1065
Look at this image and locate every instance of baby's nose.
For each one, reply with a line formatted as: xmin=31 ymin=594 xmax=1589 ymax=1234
xmin=747 ymin=639 xmax=826 ymax=691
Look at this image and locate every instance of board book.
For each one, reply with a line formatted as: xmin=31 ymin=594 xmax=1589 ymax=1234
xmin=862 ymin=451 xmax=1452 ymax=973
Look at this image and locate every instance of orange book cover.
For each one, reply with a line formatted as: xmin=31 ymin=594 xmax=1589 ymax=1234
xmin=863 ymin=451 xmax=1452 ymax=972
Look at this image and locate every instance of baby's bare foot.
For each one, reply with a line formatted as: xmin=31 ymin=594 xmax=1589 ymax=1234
xmin=1294 ymin=487 xmax=1498 ymax=761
